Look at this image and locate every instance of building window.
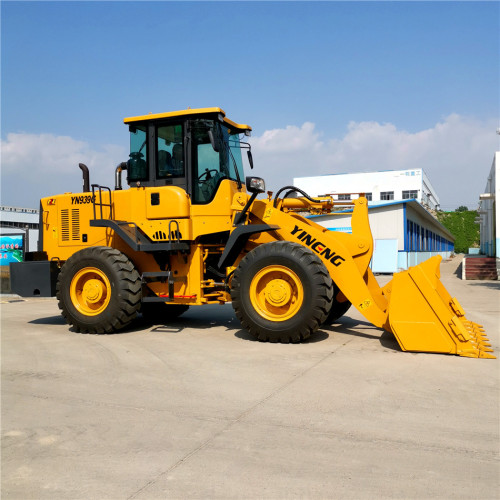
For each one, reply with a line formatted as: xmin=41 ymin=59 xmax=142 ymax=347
xmin=0 ymin=221 xmax=38 ymax=230
xmin=364 ymin=192 xmax=372 ymax=201
xmin=380 ymin=191 xmax=394 ymax=201
xmin=338 ymin=194 xmax=351 ymax=200
xmin=403 ymin=190 xmax=418 ymax=199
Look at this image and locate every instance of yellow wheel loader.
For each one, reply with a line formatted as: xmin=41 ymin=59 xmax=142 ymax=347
xmin=10 ymin=107 xmax=494 ymax=358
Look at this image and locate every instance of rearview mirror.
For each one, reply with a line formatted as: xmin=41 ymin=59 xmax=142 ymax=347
xmin=247 ymin=150 xmax=254 ymax=169
xmin=208 ymin=129 xmax=219 ymax=153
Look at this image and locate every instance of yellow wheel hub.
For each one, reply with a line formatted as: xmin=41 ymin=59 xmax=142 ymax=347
xmin=70 ymin=267 xmax=111 ymax=316
xmin=250 ymin=265 xmax=304 ymax=321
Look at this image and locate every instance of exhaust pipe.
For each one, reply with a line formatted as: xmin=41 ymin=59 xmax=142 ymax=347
xmin=114 ymin=162 xmax=128 ymax=190
xmin=79 ymin=163 xmax=90 ymax=192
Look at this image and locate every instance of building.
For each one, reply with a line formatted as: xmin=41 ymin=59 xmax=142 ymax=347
xmin=0 ymin=206 xmax=40 ymax=260
xmin=465 ymin=151 xmax=500 ymax=280
xmin=294 ymin=168 xmax=440 ymax=210
xmin=308 ymin=200 xmax=454 ymax=273
xmin=478 ymin=152 xmax=499 ymax=260
xmin=293 ymin=169 xmax=452 ymax=273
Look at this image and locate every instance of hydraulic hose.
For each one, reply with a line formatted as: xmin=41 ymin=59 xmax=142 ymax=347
xmin=273 ymin=186 xmax=317 ymax=208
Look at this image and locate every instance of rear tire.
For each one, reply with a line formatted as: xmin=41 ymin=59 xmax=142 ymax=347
xmin=231 ymin=241 xmax=333 ymax=343
xmin=56 ymin=246 xmax=142 ymax=334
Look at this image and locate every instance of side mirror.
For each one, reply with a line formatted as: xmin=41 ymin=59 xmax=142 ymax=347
xmin=208 ymin=129 xmax=219 ymax=153
xmin=247 ymin=150 xmax=254 ymax=169
xmin=246 ymin=176 xmax=265 ymax=194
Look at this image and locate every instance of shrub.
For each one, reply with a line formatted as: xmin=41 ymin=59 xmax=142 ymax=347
xmin=436 ymin=210 xmax=479 ymax=253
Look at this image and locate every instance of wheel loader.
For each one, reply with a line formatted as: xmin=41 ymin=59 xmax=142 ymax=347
xmin=10 ymin=107 xmax=494 ymax=358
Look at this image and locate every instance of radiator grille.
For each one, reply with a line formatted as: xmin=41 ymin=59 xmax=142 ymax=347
xmin=60 ymin=208 xmax=80 ymax=242
xmin=71 ymin=209 xmax=80 ymax=240
xmin=61 ymin=209 xmax=70 ymax=241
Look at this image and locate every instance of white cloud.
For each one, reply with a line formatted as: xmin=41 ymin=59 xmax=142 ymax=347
xmin=250 ymin=114 xmax=499 ymax=210
xmin=1 ymin=133 xmax=127 ymax=208
xmin=252 ymin=122 xmax=323 ymax=153
xmin=1 ymin=115 xmax=497 ymax=210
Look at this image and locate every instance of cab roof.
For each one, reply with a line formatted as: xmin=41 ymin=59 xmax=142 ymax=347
xmin=124 ymin=107 xmax=252 ymax=132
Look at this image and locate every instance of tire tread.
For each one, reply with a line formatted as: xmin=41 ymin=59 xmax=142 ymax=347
xmin=56 ymin=246 xmax=141 ymax=334
xmin=231 ymin=241 xmax=333 ymax=343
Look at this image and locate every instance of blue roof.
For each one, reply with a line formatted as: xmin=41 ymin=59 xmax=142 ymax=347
xmin=307 ymin=199 xmax=418 ymax=218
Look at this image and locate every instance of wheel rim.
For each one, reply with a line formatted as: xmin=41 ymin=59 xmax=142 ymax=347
xmin=249 ymin=265 xmax=304 ymax=321
xmin=70 ymin=267 xmax=111 ymax=316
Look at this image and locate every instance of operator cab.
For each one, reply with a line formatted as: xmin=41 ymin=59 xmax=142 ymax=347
xmin=124 ymin=108 xmax=252 ymax=204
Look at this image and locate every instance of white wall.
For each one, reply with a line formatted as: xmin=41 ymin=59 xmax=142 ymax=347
xmin=366 ymin=205 xmax=405 ymax=247
xmin=479 ymin=152 xmax=499 ymax=258
xmin=294 ymin=169 xmax=440 ymax=209
xmin=422 ymin=171 xmax=440 ymax=209
xmin=0 ymin=207 xmax=39 ymax=225
xmin=310 ymin=204 xmax=404 ymax=248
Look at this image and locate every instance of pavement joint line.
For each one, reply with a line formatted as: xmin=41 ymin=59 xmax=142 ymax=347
xmin=236 ymin=419 xmax=499 ymax=462
xmin=2 ymin=389 xmax=235 ymax=424
xmin=127 ymin=339 xmax=353 ymax=499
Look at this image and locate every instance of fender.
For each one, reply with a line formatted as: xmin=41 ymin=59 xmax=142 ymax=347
xmin=218 ymin=224 xmax=280 ymax=270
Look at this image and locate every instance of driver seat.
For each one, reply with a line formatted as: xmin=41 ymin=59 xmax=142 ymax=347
xmin=171 ymin=144 xmax=184 ymax=175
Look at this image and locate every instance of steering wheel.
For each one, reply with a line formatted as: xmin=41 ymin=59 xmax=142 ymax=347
xmin=198 ymin=169 xmax=219 ymax=183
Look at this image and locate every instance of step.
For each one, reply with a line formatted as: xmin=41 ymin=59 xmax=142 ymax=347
xmin=463 ymin=256 xmax=498 ymax=281
xmin=465 ymin=264 xmax=498 ymax=271
xmin=464 ymin=258 xmax=496 ymax=265
xmin=465 ymin=275 xmax=498 ymax=280
xmin=465 ymin=271 xmax=498 ymax=278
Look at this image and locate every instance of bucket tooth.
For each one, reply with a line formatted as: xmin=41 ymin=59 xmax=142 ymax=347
xmin=457 ymin=348 xmax=482 ymax=358
xmin=479 ymin=351 xmax=496 ymax=359
xmin=478 ymin=343 xmax=494 ymax=351
xmin=478 ymin=341 xmax=492 ymax=348
xmin=457 ymin=344 xmax=496 ymax=358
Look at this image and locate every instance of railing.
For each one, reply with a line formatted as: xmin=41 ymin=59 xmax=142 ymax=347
xmin=91 ymin=184 xmax=112 ymax=220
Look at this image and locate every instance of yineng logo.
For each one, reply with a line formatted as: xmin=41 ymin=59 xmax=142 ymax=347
xmin=290 ymin=225 xmax=345 ymax=266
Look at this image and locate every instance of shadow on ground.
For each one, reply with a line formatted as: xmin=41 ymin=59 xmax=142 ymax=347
xmin=29 ymin=315 xmax=67 ymax=326
xmin=27 ymin=304 xmax=402 ymax=352
xmin=235 ymin=313 xmax=402 ymax=352
xmin=466 ymin=281 xmax=500 ymax=290
xmin=324 ymin=316 xmax=401 ymax=352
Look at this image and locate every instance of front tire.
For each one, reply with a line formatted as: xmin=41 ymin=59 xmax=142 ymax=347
xmin=231 ymin=241 xmax=333 ymax=343
xmin=56 ymin=246 xmax=142 ymax=334
xmin=324 ymin=284 xmax=352 ymax=324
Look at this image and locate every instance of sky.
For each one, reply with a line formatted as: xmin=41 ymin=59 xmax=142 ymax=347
xmin=1 ymin=1 xmax=499 ymax=211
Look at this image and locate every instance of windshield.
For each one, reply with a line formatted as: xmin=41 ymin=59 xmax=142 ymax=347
xmin=191 ymin=120 xmax=245 ymax=204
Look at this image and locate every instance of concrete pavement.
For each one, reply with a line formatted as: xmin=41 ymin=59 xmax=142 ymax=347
xmin=1 ymin=255 xmax=499 ymax=499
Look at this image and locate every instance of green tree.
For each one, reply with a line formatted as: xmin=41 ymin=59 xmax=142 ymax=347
xmin=436 ymin=210 xmax=479 ymax=253
xmin=455 ymin=205 xmax=469 ymax=212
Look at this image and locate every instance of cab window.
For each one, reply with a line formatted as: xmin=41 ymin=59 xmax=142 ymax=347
xmin=128 ymin=125 xmax=148 ymax=182
xmin=157 ymin=124 xmax=184 ymax=179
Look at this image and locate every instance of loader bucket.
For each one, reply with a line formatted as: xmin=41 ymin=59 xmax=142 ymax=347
xmin=385 ymin=256 xmax=495 ymax=358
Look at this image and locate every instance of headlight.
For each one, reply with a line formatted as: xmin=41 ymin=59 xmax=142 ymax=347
xmin=246 ymin=176 xmax=266 ymax=194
